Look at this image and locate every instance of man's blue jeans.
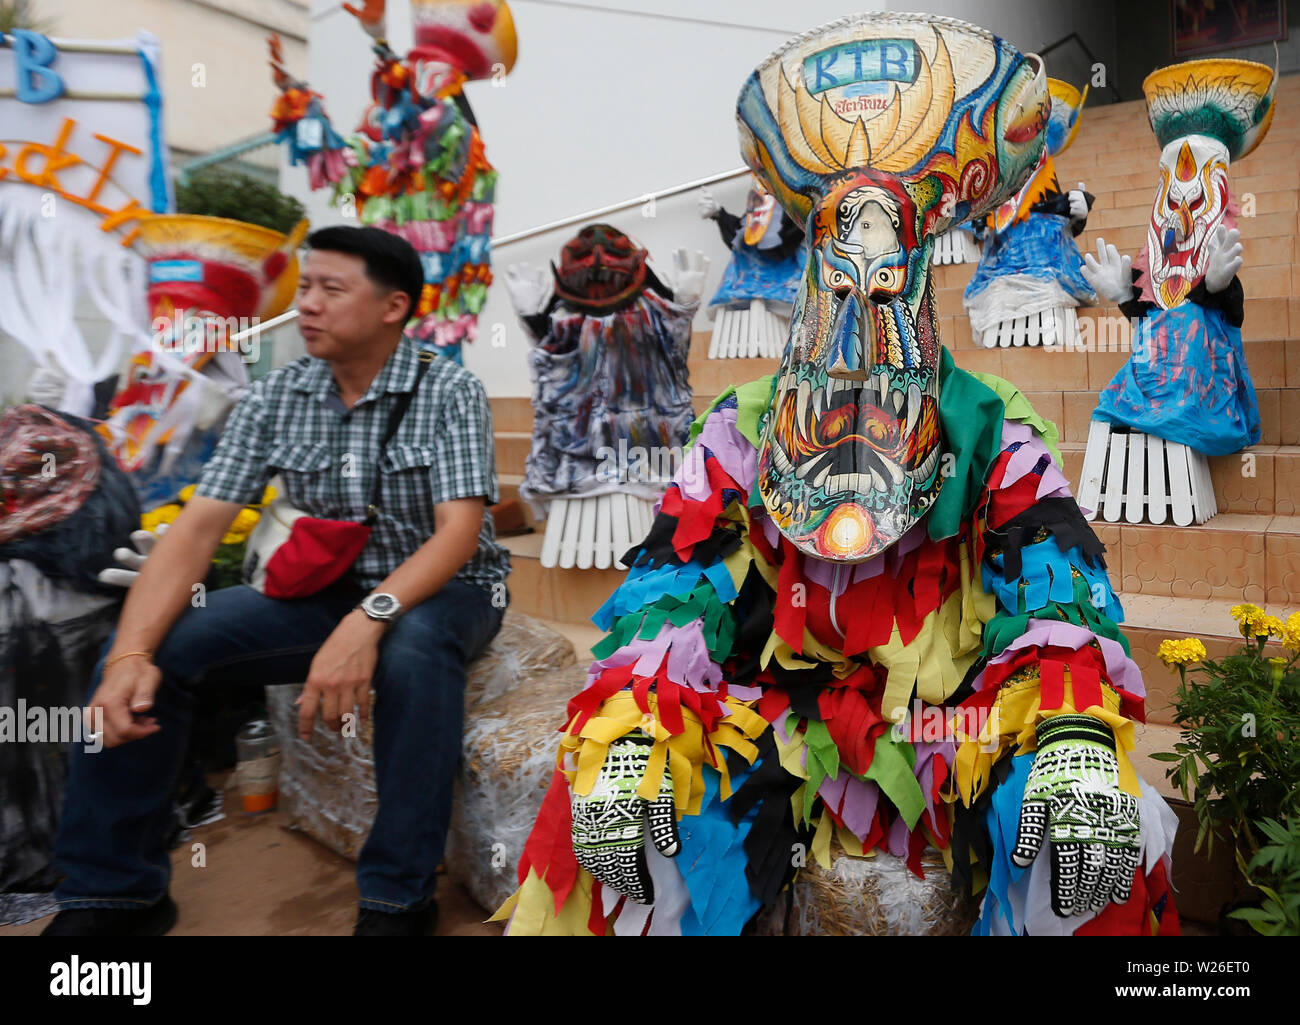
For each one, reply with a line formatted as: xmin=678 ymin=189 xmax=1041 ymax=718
xmin=52 ymin=577 xmax=503 ymax=914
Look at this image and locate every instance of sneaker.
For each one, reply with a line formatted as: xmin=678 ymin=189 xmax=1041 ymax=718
xmin=352 ymin=900 xmax=438 ymax=937
xmin=41 ymin=895 xmax=178 ymax=937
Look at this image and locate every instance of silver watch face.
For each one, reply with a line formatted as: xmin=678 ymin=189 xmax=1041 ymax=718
xmin=364 ymin=593 xmax=400 ymax=618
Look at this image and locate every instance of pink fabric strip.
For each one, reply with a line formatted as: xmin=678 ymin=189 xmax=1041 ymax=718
xmin=974 ymin=618 xmax=1145 ymax=698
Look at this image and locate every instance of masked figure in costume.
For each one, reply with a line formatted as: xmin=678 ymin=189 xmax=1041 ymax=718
xmin=698 ymin=177 xmax=807 ymax=359
xmin=504 ymin=226 xmax=708 ymax=570
xmin=269 ymin=0 xmax=517 ymax=362
xmin=1082 ymin=59 xmax=1270 ymax=476
xmin=496 ymin=14 xmax=1179 ymax=937
xmin=96 ymin=214 xmax=306 ymax=508
xmin=963 ymin=78 xmax=1096 ymax=349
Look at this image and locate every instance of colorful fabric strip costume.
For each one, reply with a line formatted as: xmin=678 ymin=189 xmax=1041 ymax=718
xmin=268 ymin=0 xmax=517 ymax=362
xmin=498 ymin=13 xmax=1178 ymax=937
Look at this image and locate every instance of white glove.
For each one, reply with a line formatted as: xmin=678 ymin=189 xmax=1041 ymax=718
xmin=502 ymin=262 xmax=553 ymax=315
xmin=697 ymin=188 xmax=721 ymax=220
xmin=668 ymin=248 xmax=710 ymax=305
xmin=27 ymin=364 xmax=70 ymax=408
xmin=1081 ymin=237 xmax=1134 ymax=305
xmin=97 ymin=524 xmax=168 ymax=588
xmin=1067 ymin=183 xmax=1088 ymax=222
xmin=1204 ymin=226 xmax=1243 ymax=294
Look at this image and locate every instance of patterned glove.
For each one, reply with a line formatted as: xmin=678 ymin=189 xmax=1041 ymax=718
xmin=571 ymin=732 xmax=680 ymax=904
xmin=1011 ymin=714 xmax=1142 ymax=917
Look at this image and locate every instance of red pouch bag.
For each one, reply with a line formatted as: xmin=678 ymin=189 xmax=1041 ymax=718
xmin=241 ymin=351 xmax=432 ymax=599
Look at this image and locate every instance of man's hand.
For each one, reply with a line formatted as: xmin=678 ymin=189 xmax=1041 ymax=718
xmin=295 ymin=609 xmax=385 ymax=739
xmin=1011 ymin=714 xmax=1142 ymax=917
xmin=571 ymin=732 xmax=680 ymax=904
xmin=1081 ymin=237 xmax=1134 ymax=305
xmin=697 ymin=188 xmax=722 ymax=220
xmin=1204 ymin=225 xmax=1243 ymax=294
xmin=87 ymin=655 xmax=162 ymax=748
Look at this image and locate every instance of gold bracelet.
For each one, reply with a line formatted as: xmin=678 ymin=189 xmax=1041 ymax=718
xmin=104 ymin=650 xmax=153 ymax=670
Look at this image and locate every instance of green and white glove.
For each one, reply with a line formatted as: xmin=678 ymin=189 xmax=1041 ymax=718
xmin=571 ymin=732 xmax=680 ymax=905
xmin=1011 ymin=714 xmax=1142 ymax=917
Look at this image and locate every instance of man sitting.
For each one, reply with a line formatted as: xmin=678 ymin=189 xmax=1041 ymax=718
xmin=42 ymin=226 xmax=511 ymax=937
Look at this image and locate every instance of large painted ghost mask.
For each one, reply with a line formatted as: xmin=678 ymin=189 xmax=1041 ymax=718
xmin=1146 ymin=135 xmax=1231 ymax=309
xmin=1139 ymin=57 xmax=1276 ymax=311
xmin=737 ymin=13 xmax=1049 ymax=561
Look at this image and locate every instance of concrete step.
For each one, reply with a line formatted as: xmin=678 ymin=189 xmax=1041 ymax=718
xmin=501 ymin=530 xmax=627 ymax=627
xmin=494 ymin=430 xmax=531 ymax=478
xmin=1090 ymin=514 xmax=1300 ymax=605
xmin=489 ymin=396 xmax=532 ymax=433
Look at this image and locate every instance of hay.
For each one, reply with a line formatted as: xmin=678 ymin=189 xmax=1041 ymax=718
xmin=264 ymin=608 xmax=577 ymax=861
xmin=751 ymin=841 xmax=980 ymax=936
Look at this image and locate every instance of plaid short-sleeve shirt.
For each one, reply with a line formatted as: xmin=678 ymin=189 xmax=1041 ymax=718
xmin=195 ymin=340 xmax=511 ymax=595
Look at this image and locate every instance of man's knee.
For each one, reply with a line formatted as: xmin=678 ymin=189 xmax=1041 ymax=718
xmin=374 ymin=624 xmax=468 ymax=705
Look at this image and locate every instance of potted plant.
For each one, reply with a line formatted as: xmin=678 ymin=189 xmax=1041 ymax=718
xmin=1154 ymin=606 xmax=1300 ymax=935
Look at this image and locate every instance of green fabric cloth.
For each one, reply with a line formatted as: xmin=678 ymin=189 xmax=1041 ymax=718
xmin=967 ymin=369 xmax=1063 ymax=467
xmin=981 ymin=577 xmax=1131 ymax=659
xmin=927 ymin=347 xmax=1006 ymax=542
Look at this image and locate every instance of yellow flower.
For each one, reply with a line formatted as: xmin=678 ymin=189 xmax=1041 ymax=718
xmin=1157 ymin=637 xmax=1207 ymax=668
xmin=141 ymin=503 xmax=182 ymax=532
xmin=220 ymin=507 xmax=261 ymax=545
xmin=1261 ymin=614 xmax=1286 ymax=639
xmin=1230 ymin=603 xmax=1271 ymax=638
xmin=1281 ymin=612 xmax=1300 ymax=653
xmin=178 ymin=484 xmax=197 ymax=502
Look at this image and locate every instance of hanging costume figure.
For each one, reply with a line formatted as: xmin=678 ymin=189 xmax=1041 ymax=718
xmin=496 ymin=13 xmax=1179 ymax=937
xmin=1083 ymin=58 xmax=1271 ymax=464
xmin=698 ymin=177 xmax=807 ymax=359
xmin=504 ymin=225 xmax=708 ymax=570
xmin=268 ymin=0 xmax=517 ymax=362
xmin=96 ymin=214 xmax=306 ymax=509
xmin=963 ymin=78 xmax=1096 ymax=349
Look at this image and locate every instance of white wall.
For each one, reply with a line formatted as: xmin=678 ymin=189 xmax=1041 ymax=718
xmin=286 ymin=0 xmax=1115 ymax=397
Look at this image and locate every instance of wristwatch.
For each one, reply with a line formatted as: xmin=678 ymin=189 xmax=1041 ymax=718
xmin=359 ymin=592 xmax=403 ymax=623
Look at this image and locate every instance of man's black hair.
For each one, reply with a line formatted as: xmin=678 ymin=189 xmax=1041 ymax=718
xmin=304 ymin=226 xmax=424 ymax=322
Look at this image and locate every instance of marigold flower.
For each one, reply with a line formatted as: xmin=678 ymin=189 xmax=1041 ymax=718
xmin=221 ymin=507 xmax=261 ymax=545
xmin=1157 ymin=637 xmax=1207 ymax=668
xmin=141 ymin=503 xmax=182 ymax=532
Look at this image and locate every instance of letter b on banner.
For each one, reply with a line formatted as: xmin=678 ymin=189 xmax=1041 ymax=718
xmin=11 ymin=31 xmax=66 ymax=104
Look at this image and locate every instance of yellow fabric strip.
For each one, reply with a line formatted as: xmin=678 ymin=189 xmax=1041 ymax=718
xmin=495 ymin=867 xmax=601 ymax=936
xmin=952 ymin=670 xmax=1139 ymax=805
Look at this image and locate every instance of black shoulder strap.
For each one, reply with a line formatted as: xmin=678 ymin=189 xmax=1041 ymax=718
xmin=366 ymin=349 xmax=435 ymax=520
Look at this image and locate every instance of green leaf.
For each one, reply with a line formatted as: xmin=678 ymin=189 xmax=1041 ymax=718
xmin=1149 ymin=751 xmax=1182 ymax=762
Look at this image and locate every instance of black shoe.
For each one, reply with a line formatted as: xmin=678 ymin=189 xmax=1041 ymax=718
xmin=41 ymin=895 xmax=178 ymax=937
xmin=352 ymin=900 xmax=438 ymax=936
